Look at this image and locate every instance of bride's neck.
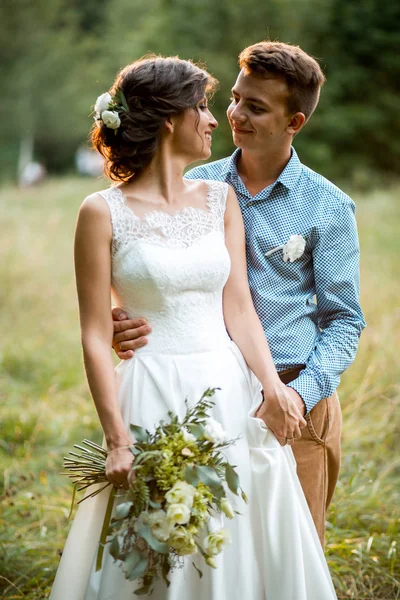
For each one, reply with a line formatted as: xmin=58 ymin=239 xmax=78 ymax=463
xmin=126 ymin=151 xmax=189 ymax=205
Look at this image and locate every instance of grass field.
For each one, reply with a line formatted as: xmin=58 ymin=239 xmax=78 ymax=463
xmin=0 ymin=178 xmax=399 ymax=599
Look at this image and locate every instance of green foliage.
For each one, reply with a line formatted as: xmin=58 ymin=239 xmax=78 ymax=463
xmin=0 ymin=0 xmax=398 ymax=182
xmin=60 ymin=387 xmax=244 ymax=594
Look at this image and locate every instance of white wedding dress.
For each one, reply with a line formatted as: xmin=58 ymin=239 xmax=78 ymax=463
xmin=50 ymin=181 xmax=337 ymax=600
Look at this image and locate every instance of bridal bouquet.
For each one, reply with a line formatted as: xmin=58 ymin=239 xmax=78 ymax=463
xmin=63 ymin=388 xmax=247 ymax=596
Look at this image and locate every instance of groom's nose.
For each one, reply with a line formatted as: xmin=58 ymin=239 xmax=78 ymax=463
xmin=228 ymin=102 xmax=246 ymax=124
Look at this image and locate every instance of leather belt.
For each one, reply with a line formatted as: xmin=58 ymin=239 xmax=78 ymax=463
xmin=278 ymin=365 xmax=305 ymax=385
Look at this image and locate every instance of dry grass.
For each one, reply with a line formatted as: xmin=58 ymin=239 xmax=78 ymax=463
xmin=0 ymin=178 xmax=399 ymax=599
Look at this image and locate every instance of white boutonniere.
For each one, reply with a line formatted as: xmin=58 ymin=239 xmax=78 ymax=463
xmin=265 ymin=234 xmax=306 ymax=263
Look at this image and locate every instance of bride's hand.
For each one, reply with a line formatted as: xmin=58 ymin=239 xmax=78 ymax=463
xmin=105 ymin=447 xmax=135 ymax=490
xmin=256 ymin=383 xmax=307 ymax=446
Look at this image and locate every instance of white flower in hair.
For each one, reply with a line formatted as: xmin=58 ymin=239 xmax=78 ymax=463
xmin=93 ymin=88 xmax=128 ymax=132
xmin=95 ymin=92 xmax=112 ymax=116
xmin=101 ymin=110 xmax=121 ymax=130
xmin=265 ymin=234 xmax=306 ymax=263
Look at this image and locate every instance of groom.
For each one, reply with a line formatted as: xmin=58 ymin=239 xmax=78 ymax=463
xmin=111 ymin=41 xmax=366 ymax=544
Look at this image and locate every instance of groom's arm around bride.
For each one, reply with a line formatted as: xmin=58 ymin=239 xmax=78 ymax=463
xmin=111 ymin=40 xmax=366 ymax=545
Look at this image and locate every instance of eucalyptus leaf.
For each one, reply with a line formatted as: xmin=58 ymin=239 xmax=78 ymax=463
xmin=115 ymin=501 xmax=133 ymax=520
xmin=184 ymin=465 xmax=200 ymax=486
xmin=186 ymin=423 xmax=204 ymax=438
xmin=128 ymin=556 xmax=148 ymax=581
xmin=148 ymin=498 xmax=162 ymax=509
xmin=123 ymin=548 xmax=141 ymax=577
xmin=109 ymin=535 xmax=121 ymax=560
xmin=225 ymin=464 xmax=240 ymax=495
xmin=130 ymin=424 xmax=150 ymax=443
xmin=196 ymin=465 xmax=222 ymax=488
xmin=210 ymin=485 xmax=225 ymax=499
xmin=137 ymin=523 xmax=169 ymax=554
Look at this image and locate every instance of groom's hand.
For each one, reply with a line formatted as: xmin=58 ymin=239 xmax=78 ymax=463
xmin=112 ymin=307 xmax=152 ymax=359
xmin=256 ymin=384 xmax=306 ymax=446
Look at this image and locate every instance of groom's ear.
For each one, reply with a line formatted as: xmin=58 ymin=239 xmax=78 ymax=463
xmin=286 ymin=112 xmax=306 ymax=136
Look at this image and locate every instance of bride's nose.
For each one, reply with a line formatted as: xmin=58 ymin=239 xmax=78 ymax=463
xmin=208 ymin=111 xmax=218 ymax=129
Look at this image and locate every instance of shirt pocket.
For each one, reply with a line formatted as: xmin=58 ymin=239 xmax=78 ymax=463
xmin=264 ymin=245 xmax=309 ymax=281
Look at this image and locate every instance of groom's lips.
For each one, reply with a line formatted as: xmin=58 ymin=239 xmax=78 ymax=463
xmin=233 ymin=126 xmax=253 ymax=134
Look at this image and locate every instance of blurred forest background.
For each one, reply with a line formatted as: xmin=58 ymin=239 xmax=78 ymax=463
xmin=0 ymin=0 xmax=399 ymax=599
xmin=0 ymin=0 xmax=399 ymax=184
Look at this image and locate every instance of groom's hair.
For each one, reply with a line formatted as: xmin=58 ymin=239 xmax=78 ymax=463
xmin=239 ymin=41 xmax=326 ymax=121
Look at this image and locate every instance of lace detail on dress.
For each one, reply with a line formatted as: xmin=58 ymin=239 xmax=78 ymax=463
xmin=98 ymin=180 xmax=229 ymax=255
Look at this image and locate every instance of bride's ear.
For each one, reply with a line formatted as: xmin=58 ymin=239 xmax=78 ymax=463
xmin=164 ymin=116 xmax=174 ymax=134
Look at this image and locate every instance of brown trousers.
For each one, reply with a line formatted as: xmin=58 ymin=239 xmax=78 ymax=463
xmin=279 ymin=367 xmax=343 ymax=546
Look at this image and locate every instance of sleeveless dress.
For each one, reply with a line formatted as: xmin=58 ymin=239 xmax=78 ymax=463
xmin=50 ymin=180 xmax=337 ymax=600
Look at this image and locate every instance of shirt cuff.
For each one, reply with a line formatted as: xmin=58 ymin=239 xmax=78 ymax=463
xmin=287 ymin=372 xmax=323 ymax=414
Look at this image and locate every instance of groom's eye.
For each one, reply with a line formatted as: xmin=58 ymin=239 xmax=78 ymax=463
xmin=249 ymin=105 xmax=265 ymax=113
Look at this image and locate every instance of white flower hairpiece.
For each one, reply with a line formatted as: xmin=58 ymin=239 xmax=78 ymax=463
xmin=265 ymin=234 xmax=307 ymax=263
xmin=94 ymin=88 xmax=129 ymax=134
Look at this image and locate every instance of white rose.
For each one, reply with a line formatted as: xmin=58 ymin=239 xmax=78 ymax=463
xmin=95 ymin=92 xmax=112 ymax=115
xmin=182 ymin=427 xmax=196 ymax=443
xmin=203 ymin=529 xmax=232 ymax=556
xmin=166 ymin=503 xmax=191 ymax=525
xmin=101 ymin=110 xmax=121 ymax=130
xmin=203 ymin=418 xmax=228 ymax=445
xmin=283 ymin=234 xmax=306 ymax=263
xmin=220 ymin=498 xmax=235 ymax=519
xmin=165 ymin=481 xmax=196 ymax=508
xmin=147 ymin=509 xmax=173 ymax=542
xmin=169 ymin=526 xmax=197 ymax=556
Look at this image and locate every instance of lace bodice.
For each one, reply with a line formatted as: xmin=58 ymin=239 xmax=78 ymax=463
xmin=98 ymin=181 xmax=232 ymax=354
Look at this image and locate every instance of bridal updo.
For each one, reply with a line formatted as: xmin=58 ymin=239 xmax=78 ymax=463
xmin=91 ymin=56 xmax=218 ymax=182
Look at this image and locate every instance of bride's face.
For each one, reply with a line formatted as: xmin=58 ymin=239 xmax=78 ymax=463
xmin=172 ymin=98 xmax=218 ymax=163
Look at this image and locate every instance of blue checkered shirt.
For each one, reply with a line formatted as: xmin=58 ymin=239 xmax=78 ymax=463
xmin=185 ymin=147 xmax=366 ymax=412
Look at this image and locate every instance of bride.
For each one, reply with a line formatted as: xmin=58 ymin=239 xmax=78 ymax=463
xmin=50 ymin=55 xmax=337 ymax=599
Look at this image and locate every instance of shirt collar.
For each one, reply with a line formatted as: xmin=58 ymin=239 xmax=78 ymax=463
xmin=221 ymin=148 xmax=241 ymax=181
xmin=221 ymin=146 xmax=303 ymax=192
xmin=276 ymin=147 xmax=302 ymax=190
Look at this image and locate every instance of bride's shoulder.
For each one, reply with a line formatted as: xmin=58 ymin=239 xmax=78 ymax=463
xmin=76 ymin=190 xmax=116 ymax=238
xmin=79 ymin=189 xmax=113 ymax=217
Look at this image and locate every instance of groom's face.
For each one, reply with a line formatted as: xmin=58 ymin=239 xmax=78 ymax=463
xmin=227 ymin=69 xmax=293 ymax=153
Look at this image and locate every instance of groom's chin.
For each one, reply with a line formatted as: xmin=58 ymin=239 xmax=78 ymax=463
xmin=231 ymin=132 xmax=247 ymax=150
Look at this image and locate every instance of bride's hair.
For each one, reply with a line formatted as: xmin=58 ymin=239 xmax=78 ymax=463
xmin=91 ymin=55 xmax=218 ymax=182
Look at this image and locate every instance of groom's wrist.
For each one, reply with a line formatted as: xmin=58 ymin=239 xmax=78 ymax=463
xmin=287 ymin=372 xmax=321 ymax=414
xmin=285 ymin=386 xmax=306 ymax=416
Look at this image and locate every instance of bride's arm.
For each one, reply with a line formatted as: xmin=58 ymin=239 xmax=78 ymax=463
xmin=74 ymin=194 xmax=132 ymax=485
xmin=222 ymin=186 xmax=306 ymax=444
